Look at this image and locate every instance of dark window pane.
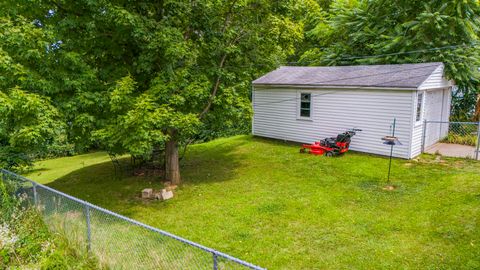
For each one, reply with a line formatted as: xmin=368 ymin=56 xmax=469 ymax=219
xmin=301 ymin=102 xmax=310 ymax=109
xmin=300 ymin=109 xmax=310 ymax=117
xmin=299 ymin=93 xmax=311 ymax=118
xmin=301 ymin=93 xmax=311 ymax=102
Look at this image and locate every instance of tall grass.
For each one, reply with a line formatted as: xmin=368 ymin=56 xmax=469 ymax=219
xmin=37 ymin=202 xmax=218 ymax=269
xmin=0 ymin=179 xmax=100 ymax=269
xmin=440 ymin=133 xmax=478 ymax=146
xmin=437 ymin=123 xmax=479 ymax=146
xmin=2 ymin=175 xmax=247 ymax=270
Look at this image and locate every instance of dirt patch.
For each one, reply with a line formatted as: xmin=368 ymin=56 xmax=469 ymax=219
xmin=382 ymin=185 xmax=397 ymax=191
xmin=133 ymin=168 xmax=164 ymax=177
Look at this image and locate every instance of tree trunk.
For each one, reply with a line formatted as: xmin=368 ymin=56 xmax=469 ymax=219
xmin=165 ymin=130 xmax=181 ymax=185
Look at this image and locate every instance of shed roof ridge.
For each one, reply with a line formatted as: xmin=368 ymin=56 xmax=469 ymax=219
xmin=253 ymin=62 xmax=444 ymax=89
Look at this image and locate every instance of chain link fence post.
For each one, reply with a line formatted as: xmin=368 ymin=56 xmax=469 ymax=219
xmin=476 ymin=121 xmax=480 ymax=160
xmin=85 ymin=205 xmax=92 ymax=252
xmin=1 ymin=169 xmax=265 ymax=270
xmin=213 ymin=253 xmax=218 ymax=270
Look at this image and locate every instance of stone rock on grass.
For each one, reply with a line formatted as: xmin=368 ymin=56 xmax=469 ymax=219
xmin=143 ymin=188 xmax=174 ymax=201
xmin=161 ymin=189 xmax=174 ymax=200
xmin=142 ymin=188 xmax=153 ymax=199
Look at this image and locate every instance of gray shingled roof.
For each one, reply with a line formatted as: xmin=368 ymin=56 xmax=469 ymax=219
xmin=252 ymin=62 xmax=443 ymax=89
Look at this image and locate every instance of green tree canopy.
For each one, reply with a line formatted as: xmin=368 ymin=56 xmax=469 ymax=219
xmin=301 ymin=0 xmax=480 ymax=120
xmin=3 ymin=0 xmax=479 ymax=175
xmin=0 ymin=12 xmax=105 ymax=152
xmin=0 ymin=14 xmax=74 ymax=170
xmin=9 ymin=0 xmax=304 ymax=182
xmin=0 ymin=88 xmax=65 ymax=170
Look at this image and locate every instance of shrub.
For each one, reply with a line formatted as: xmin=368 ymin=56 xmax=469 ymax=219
xmin=440 ymin=133 xmax=478 ymax=146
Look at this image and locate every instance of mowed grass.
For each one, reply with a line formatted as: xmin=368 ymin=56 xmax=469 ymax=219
xmin=25 ymin=135 xmax=480 ymax=269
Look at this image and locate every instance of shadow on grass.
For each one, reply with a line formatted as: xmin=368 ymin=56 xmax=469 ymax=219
xmin=42 ymin=137 xmax=250 ymax=212
xmin=25 ymin=167 xmax=50 ymax=174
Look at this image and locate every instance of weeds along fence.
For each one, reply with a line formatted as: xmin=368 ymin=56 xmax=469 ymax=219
xmin=0 ymin=169 xmax=265 ymax=270
xmin=422 ymin=121 xmax=480 ymax=160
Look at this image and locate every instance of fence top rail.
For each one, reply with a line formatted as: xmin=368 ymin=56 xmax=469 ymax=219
xmin=425 ymin=120 xmax=480 ymax=125
xmin=0 ymin=168 xmax=265 ymax=270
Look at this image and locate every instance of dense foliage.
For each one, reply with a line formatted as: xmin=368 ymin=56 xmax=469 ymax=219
xmin=0 ymin=88 xmax=68 ymax=171
xmin=1 ymin=0 xmax=479 ymax=175
xmin=300 ymin=0 xmax=480 ymax=120
xmin=0 ymin=12 xmax=98 ymax=170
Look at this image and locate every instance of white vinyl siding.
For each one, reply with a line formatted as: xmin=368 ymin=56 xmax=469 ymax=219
xmin=253 ymin=88 xmax=414 ymax=158
xmin=418 ymin=65 xmax=452 ymax=90
xmin=425 ymin=89 xmax=447 ymax=147
xmin=252 ymin=63 xmax=452 ymax=159
xmin=410 ymin=125 xmax=424 ymax=158
xmin=409 ymin=87 xmax=452 ymax=158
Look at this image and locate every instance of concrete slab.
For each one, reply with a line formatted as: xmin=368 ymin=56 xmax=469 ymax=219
xmin=426 ymin=143 xmax=479 ymax=160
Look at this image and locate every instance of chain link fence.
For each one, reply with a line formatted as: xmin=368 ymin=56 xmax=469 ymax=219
xmin=0 ymin=169 xmax=265 ymax=270
xmin=422 ymin=121 xmax=480 ymax=160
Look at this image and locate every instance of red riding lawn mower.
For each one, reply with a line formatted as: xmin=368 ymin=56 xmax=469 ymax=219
xmin=300 ymin=129 xmax=362 ymax=157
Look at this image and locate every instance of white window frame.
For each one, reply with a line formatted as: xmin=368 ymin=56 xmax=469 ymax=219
xmin=415 ymin=91 xmax=425 ymax=125
xmin=297 ymin=91 xmax=313 ymax=120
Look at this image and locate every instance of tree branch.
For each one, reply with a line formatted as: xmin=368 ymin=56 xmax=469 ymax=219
xmin=197 ymin=1 xmax=246 ymax=120
xmin=221 ymin=0 xmax=239 ymax=33
xmin=198 ymin=29 xmax=247 ymax=119
xmin=198 ymin=53 xmax=227 ymax=119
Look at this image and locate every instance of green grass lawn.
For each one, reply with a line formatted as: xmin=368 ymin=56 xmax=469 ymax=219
xmin=25 ymin=135 xmax=480 ymax=269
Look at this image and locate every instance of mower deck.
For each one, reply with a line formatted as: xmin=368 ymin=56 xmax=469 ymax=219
xmin=299 ymin=129 xmax=361 ymax=157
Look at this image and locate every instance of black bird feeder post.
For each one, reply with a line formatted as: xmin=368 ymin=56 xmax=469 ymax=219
xmin=382 ymin=118 xmax=402 ymax=186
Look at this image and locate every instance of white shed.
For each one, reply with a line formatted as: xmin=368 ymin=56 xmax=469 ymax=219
xmin=252 ymin=62 xmax=453 ymax=159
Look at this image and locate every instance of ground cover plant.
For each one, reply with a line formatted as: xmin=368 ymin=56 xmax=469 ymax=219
xmin=25 ymin=135 xmax=480 ymax=269
xmin=441 ymin=132 xmax=478 ymax=146
xmin=0 ymin=178 xmax=100 ymax=269
xmin=439 ymin=123 xmax=479 ymax=146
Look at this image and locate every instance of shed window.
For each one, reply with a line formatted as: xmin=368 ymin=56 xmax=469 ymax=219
xmin=416 ymin=92 xmax=424 ymax=122
xmin=299 ymin=93 xmax=311 ymax=118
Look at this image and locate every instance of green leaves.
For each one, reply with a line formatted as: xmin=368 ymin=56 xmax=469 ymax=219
xmin=0 ymin=88 xmax=65 ymax=170
xmin=95 ymin=83 xmax=202 ymax=157
xmin=0 ymin=0 xmax=308 ymax=166
xmin=302 ymin=0 xmax=480 ymax=120
xmin=82 ymin=0 xmax=305 ymax=158
xmin=110 ymin=75 xmax=136 ymax=112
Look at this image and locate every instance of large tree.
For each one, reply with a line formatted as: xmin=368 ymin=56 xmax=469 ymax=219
xmin=301 ymin=0 xmax=480 ymax=121
xmin=14 ymin=0 xmax=303 ymax=184
xmin=0 ymin=88 xmax=65 ymax=170
xmin=0 ymin=5 xmax=106 ymax=153
xmin=0 ymin=14 xmax=73 ymax=170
